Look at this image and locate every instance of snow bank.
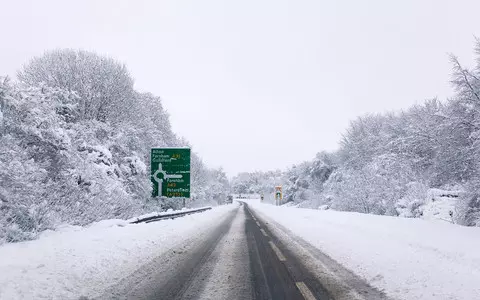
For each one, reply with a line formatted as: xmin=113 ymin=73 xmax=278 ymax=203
xmin=421 ymin=188 xmax=462 ymax=223
xmin=246 ymin=200 xmax=480 ymax=300
xmin=0 ymin=204 xmax=237 ymax=300
xmin=86 ymin=218 xmax=129 ymax=229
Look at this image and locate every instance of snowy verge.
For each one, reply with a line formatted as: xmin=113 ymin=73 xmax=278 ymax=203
xmin=246 ymin=200 xmax=480 ymax=300
xmin=0 ymin=204 xmax=238 ymax=300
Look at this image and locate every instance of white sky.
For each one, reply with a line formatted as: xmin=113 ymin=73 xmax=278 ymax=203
xmin=1 ymin=0 xmax=480 ymax=176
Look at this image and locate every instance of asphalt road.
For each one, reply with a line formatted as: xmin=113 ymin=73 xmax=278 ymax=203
xmin=243 ymin=203 xmax=331 ymax=300
xmin=98 ymin=202 xmax=387 ymax=300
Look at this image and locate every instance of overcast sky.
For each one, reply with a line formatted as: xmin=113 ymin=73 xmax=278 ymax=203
xmin=2 ymin=0 xmax=480 ymax=176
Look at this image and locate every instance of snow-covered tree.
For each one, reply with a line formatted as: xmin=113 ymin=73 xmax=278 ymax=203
xmin=0 ymin=50 xmax=229 ymax=244
xmin=18 ymin=49 xmax=135 ymax=123
xmin=257 ymin=40 xmax=480 ymax=226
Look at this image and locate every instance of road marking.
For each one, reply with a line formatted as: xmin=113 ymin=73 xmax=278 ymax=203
xmin=260 ymin=228 xmax=269 ymax=237
xmin=256 ymin=221 xmax=261 ymax=226
xmin=295 ymin=282 xmax=317 ymax=300
xmin=269 ymin=241 xmax=286 ymax=261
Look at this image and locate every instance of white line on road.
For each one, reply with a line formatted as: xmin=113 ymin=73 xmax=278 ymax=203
xmin=260 ymin=229 xmax=269 ymax=237
xmin=269 ymin=241 xmax=286 ymax=261
xmin=295 ymin=282 xmax=317 ymax=300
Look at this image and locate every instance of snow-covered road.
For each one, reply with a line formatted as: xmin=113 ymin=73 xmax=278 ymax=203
xmin=1 ymin=200 xmax=478 ymax=300
xmin=100 ymin=203 xmax=252 ymax=299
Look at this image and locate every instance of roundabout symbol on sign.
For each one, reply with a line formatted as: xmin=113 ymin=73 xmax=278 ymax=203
xmin=153 ymin=163 xmax=183 ymax=196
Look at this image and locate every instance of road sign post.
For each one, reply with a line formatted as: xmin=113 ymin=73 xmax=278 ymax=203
xmin=151 ymin=148 xmax=191 ymax=199
xmin=274 ymin=186 xmax=283 ymax=206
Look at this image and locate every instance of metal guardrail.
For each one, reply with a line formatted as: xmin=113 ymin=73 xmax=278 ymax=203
xmin=130 ymin=207 xmax=212 ymax=224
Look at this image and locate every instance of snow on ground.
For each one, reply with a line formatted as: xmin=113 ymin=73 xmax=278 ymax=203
xmin=421 ymin=189 xmax=460 ymax=223
xmin=246 ymin=199 xmax=480 ymax=300
xmin=0 ymin=204 xmax=237 ymax=300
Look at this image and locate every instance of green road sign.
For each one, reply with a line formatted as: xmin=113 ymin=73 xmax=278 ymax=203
xmin=151 ymin=148 xmax=191 ymax=198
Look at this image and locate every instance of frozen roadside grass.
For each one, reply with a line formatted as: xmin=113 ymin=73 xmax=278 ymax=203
xmin=246 ymin=199 xmax=480 ymax=300
xmin=0 ymin=204 xmax=238 ymax=300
